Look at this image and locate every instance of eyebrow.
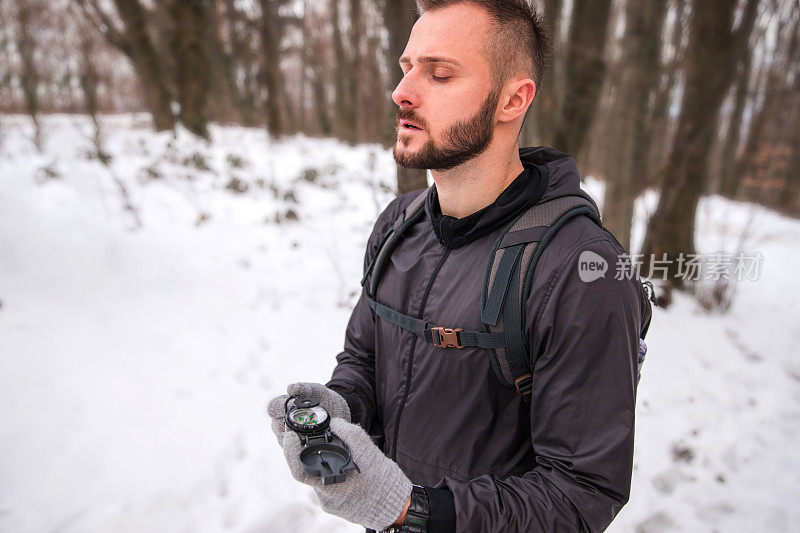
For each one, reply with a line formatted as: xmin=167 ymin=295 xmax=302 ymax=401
xmin=398 ymin=55 xmax=463 ymax=67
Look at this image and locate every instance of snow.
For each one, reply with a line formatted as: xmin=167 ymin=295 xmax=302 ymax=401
xmin=1 ymin=114 xmax=799 ymax=532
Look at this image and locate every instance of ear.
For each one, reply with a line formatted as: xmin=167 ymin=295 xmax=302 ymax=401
xmin=497 ymin=78 xmax=536 ymax=124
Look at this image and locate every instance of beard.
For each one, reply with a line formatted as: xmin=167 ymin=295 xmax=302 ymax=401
xmin=393 ymin=89 xmax=500 ymax=171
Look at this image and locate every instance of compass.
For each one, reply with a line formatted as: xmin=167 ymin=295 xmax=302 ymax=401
xmin=283 ymin=395 xmax=359 ymax=484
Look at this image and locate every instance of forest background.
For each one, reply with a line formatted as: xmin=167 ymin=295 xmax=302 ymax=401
xmin=3 ymin=0 xmax=800 ymax=280
xmin=1 ymin=0 xmax=799 ymax=531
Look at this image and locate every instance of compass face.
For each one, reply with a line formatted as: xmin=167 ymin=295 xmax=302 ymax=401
xmin=287 ymin=406 xmax=328 ymax=429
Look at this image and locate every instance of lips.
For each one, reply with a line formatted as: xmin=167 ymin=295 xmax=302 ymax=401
xmin=400 ymin=120 xmax=423 ymax=131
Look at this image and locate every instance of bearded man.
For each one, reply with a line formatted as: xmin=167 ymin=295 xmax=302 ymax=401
xmin=268 ymin=1 xmax=652 ymax=531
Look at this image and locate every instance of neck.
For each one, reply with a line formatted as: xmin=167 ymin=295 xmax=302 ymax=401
xmin=431 ymin=140 xmax=524 ymax=219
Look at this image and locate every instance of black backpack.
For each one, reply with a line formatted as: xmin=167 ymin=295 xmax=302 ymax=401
xmin=361 ymin=188 xmax=653 ymax=400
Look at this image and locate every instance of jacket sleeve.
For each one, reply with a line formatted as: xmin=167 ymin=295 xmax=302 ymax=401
xmin=326 ymin=196 xmax=409 ymax=430
xmin=441 ymin=236 xmax=645 ymax=532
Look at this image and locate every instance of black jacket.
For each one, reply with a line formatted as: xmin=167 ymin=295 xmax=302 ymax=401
xmin=328 ymin=147 xmax=651 ymax=532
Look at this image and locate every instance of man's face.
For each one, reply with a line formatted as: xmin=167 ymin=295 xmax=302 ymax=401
xmin=392 ymin=4 xmax=499 ymax=170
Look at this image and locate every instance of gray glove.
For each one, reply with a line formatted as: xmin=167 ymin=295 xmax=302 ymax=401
xmin=266 ymin=382 xmax=351 ymax=446
xmin=283 ymin=417 xmax=412 ymax=531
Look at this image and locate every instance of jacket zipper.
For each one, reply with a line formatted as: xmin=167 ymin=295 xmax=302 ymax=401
xmin=391 ymin=248 xmax=451 ymax=461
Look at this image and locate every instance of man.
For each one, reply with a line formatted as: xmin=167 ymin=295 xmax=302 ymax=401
xmin=267 ymin=1 xmax=651 ymax=531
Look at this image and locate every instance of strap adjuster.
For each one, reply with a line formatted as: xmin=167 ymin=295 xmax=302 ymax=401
xmin=514 ymin=374 xmax=532 ymax=398
xmin=431 ymin=327 xmax=463 ymax=348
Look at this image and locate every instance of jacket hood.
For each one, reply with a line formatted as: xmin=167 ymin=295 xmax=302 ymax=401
xmin=424 ymin=163 xmax=545 ymax=249
xmin=519 ymin=146 xmax=600 ymax=212
xmin=417 ymin=146 xmax=599 ymax=250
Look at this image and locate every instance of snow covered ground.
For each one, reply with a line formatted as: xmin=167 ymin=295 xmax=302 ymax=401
xmin=0 ymin=115 xmax=798 ymax=532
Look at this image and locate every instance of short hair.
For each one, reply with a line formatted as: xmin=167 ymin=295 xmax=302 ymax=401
xmin=416 ymin=0 xmax=550 ymax=95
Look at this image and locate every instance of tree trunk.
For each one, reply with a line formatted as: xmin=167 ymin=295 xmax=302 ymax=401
xmin=384 ymin=0 xmax=417 ymax=144
xmin=207 ymin=0 xmax=239 ymax=125
xmin=332 ymin=0 xmax=354 ymax=142
xmin=260 ymin=0 xmax=285 ymax=137
xmin=640 ymin=0 xmax=755 ymax=286
xmin=526 ymin=0 xmax=562 ymax=146
xmin=223 ymin=1 xmax=258 ymax=126
xmin=645 ymin=0 xmax=686 ymax=190
xmin=601 ymin=0 xmax=668 ymax=251
xmin=260 ymin=0 xmax=283 ymax=135
xmin=736 ymin=69 xmax=777 ymax=199
xmin=302 ymin=2 xmax=332 ymax=136
xmin=717 ymin=44 xmax=754 ymax=199
xmin=15 ymin=0 xmax=42 ymax=149
xmin=775 ymin=17 xmax=800 ymax=214
xmin=385 ymin=0 xmax=427 ymax=194
xmin=552 ymin=0 xmax=612 ymax=155
xmin=778 ymin=96 xmax=800 ymax=215
xmin=111 ymin=0 xmax=175 ymax=131
xmin=171 ymin=0 xmax=211 ymax=138
xmin=78 ymin=31 xmax=103 ymax=149
xmin=364 ymin=35 xmax=385 ymax=142
xmin=299 ymin=1 xmax=309 ymax=133
xmin=350 ymin=0 xmax=365 ymax=141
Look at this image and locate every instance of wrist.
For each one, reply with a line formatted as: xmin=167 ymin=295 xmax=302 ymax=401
xmin=384 ymin=485 xmax=429 ymax=533
xmin=393 ymin=494 xmax=412 ymax=526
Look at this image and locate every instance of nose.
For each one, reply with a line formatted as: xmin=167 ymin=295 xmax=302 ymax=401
xmin=392 ymin=71 xmax=419 ymax=109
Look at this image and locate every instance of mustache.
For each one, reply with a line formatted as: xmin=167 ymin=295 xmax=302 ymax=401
xmin=396 ymin=108 xmax=428 ymax=130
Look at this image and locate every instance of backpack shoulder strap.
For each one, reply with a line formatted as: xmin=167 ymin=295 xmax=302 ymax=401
xmin=362 ymin=188 xmax=506 ymax=350
xmin=361 ymin=188 xmax=428 ymax=298
xmin=481 ymin=195 xmax=602 ymax=399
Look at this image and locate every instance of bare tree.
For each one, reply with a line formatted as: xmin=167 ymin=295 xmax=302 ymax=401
xmin=260 ymin=0 xmax=285 ymax=136
xmin=644 ymin=0 xmax=687 ymax=190
xmin=552 ymin=0 xmax=613 ymax=155
xmin=641 ymin=0 xmax=759 ymax=287
xmin=364 ymin=32 xmax=386 ymax=142
xmin=736 ymin=3 xmax=800 ymax=212
xmin=331 ymin=0 xmax=354 ymax=142
xmin=15 ymin=0 xmax=43 ymax=149
xmin=780 ymin=96 xmax=800 ymax=214
xmin=77 ymin=22 xmax=103 ymax=150
xmin=75 ymin=0 xmax=175 ymax=131
xmin=223 ymin=1 xmax=261 ymax=126
xmin=779 ymin=9 xmax=800 ymax=214
xmin=717 ymin=14 xmax=762 ymax=199
xmin=206 ymin=0 xmax=239 ymax=124
xmin=171 ymin=0 xmax=211 ymax=138
xmin=524 ymin=0 xmax=562 ymax=147
xmin=385 ymin=0 xmax=427 ymax=194
xmin=350 ymin=0 xmax=366 ymax=141
xmin=0 ymin=0 xmax=12 ymax=120
xmin=304 ymin=1 xmax=333 ymax=135
xmin=601 ymin=0 xmax=668 ymax=251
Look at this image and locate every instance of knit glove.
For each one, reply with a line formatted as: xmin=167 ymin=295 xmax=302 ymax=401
xmin=283 ymin=417 xmax=412 ymax=531
xmin=266 ymin=382 xmax=351 ymax=446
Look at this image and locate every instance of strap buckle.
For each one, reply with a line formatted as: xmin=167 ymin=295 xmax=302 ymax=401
xmin=514 ymin=374 xmax=532 ymax=398
xmin=431 ymin=327 xmax=463 ymax=349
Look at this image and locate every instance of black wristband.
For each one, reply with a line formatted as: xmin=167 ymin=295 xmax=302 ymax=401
xmin=384 ymin=485 xmax=429 ymax=533
xmin=424 ymin=487 xmax=456 ymax=533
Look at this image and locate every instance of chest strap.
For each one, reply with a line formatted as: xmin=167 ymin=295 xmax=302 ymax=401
xmin=366 ymin=296 xmax=506 ymax=349
xmin=361 ymin=190 xmax=505 ymax=350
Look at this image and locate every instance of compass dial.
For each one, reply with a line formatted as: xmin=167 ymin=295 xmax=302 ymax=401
xmin=287 ymin=406 xmax=328 ymax=429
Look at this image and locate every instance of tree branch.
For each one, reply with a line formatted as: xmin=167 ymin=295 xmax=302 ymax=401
xmin=73 ymin=0 xmax=130 ymax=55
